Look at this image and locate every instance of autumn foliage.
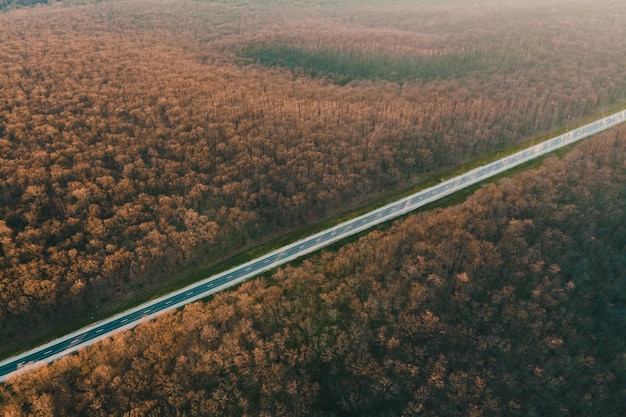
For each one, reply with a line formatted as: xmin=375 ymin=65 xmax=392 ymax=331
xmin=0 ymin=0 xmax=625 ymax=368
xmin=1 ymin=121 xmax=624 ymax=416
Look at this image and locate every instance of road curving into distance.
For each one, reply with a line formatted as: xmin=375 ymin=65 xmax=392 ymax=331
xmin=1 ymin=109 xmax=625 ymax=382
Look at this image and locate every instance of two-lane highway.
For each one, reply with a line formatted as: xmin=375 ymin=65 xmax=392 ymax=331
xmin=1 ymin=109 xmax=625 ymax=382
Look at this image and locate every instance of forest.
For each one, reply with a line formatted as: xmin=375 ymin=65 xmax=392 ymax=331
xmin=1 ymin=0 xmax=625 ymax=358
xmin=0 ymin=0 xmax=47 ymax=11
xmin=1 ymin=117 xmax=624 ymax=416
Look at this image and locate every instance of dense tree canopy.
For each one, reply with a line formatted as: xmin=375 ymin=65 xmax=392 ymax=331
xmin=1 ymin=0 xmax=625 ymax=358
xmin=1 ymin=120 xmax=624 ymax=417
xmin=0 ymin=0 xmax=48 ymax=11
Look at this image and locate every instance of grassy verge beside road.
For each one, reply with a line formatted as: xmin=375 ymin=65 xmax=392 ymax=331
xmin=2 ymin=104 xmax=625 ymax=360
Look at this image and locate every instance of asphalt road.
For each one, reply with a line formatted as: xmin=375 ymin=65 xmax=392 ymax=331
xmin=1 ymin=109 xmax=625 ymax=382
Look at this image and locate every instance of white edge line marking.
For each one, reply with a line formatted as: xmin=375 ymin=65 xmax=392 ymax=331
xmin=1 ymin=110 xmax=624 ymax=382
